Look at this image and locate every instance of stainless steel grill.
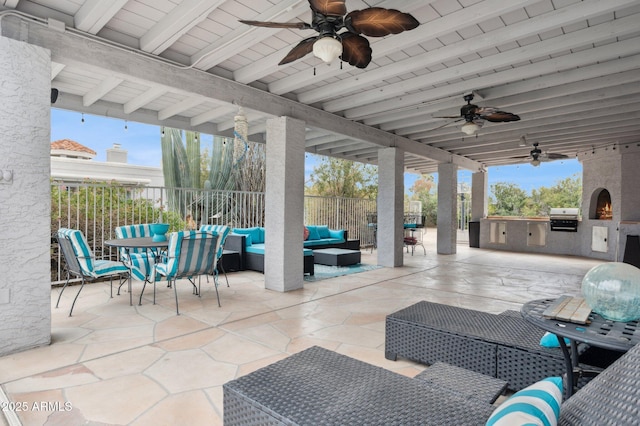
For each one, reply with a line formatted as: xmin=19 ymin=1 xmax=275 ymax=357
xmin=549 ymin=208 xmax=580 ymax=232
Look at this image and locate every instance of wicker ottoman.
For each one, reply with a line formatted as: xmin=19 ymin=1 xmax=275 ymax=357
xmin=313 ymin=248 xmax=361 ymax=266
xmin=385 ymin=301 xmax=600 ymax=391
xmin=223 ymin=346 xmax=495 ymax=425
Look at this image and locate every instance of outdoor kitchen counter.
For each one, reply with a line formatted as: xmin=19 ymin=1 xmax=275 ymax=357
xmin=479 ymin=217 xmax=579 ymax=256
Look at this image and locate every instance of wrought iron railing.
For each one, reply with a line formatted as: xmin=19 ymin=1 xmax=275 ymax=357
xmin=50 ymin=182 xmax=376 ymax=284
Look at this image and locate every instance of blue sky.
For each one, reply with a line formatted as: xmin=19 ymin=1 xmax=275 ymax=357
xmin=52 ymin=109 xmax=581 ymax=195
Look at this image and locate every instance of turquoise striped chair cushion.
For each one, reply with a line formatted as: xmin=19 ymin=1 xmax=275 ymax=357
xmin=57 ymin=228 xmax=138 ymax=279
xmin=486 ymin=377 xmax=563 ymax=426
xmin=199 ymin=225 xmax=230 ymax=259
xmin=155 ymin=231 xmax=220 ymax=279
xmin=115 ymin=224 xmax=156 ymax=280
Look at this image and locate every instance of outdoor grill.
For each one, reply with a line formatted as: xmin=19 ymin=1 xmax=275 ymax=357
xmin=549 ymin=207 xmax=580 ymax=232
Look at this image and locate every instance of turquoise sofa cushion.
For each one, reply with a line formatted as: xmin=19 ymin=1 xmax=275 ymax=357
xmin=246 ymin=243 xmax=265 ymax=255
xmin=247 ymin=244 xmax=312 ymax=257
xmin=316 ymin=225 xmax=330 ymax=239
xmin=233 ymin=227 xmax=264 ymax=245
xmin=306 ymin=225 xmax=321 ymax=241
xmin=303 ymin=238 xmax=343 ymax=247
xmin=329 ymin=229 xmax=344 ymax=240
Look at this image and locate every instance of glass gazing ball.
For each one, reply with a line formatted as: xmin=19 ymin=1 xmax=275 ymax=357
xmin=581 ymin=262 xmax=640 ymax=322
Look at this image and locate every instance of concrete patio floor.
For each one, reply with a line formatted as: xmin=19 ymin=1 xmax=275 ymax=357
xmin=0 ymin=231 xmax=605 ymax=425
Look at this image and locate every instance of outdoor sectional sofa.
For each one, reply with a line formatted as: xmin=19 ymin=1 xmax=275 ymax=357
xmin=226 ymin=226 xmax=348 ymax=275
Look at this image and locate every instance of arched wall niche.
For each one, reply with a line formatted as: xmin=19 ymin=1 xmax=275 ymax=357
xmin=590 ymin=188 xmax=612 ymax=220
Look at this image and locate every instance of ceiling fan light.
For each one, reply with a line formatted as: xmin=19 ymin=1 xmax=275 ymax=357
xmin=461 ymin=121 xmax=480 ymax=135
xmin=531 ymin=159 xmax=541 ymax=167
xmin=313 ymin=36 xmax=342 ymax=64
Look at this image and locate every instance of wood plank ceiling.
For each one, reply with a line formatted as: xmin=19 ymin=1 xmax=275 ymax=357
xmin=2 ymin=0 xmax=639 ymax=174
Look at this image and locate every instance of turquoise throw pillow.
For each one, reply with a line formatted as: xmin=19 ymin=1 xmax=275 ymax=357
xmin=306 ymin=226 xmax=320 ymax=240
xmin=540 ymin=332 xmax=570 ymax=348
xmin=329 ymin=229 xmax=344 ymax=239
xmin=486 ymin=377 xmax=563 ymax=426
xmin=316 ymin=225 xmax=330 ymax=239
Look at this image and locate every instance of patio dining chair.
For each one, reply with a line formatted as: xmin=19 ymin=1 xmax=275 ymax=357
xmin=199 ymin=224 xmax=231 ymax=287
xmin=115 ymin=224 xmax=157 ymax=295
xmin=154 ymin=230 xmax=222 ymax=314
xmin=56 ymin=228 xmax=144 ymax=316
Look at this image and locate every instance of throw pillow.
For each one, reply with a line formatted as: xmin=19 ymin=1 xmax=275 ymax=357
xmin=485 ymin=377 xmax=563 ymax=426
xmin=306 ymin=225 xmax=320 ymax=241
xmin=304 ymin=226 xmax=310 ymax=241
xmin=316 ymin=225 xmax=330 ymax=239
xmin=540 ymin=331 xmax=570 ymax=348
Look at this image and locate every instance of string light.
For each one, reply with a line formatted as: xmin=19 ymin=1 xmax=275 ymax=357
xmin=161 ymin=126 xmax=165 ymax=136
xmin=81 ymin=113 xmax=85 ymax=123
xmin=124 ymin=120 xmax=128 ymax=131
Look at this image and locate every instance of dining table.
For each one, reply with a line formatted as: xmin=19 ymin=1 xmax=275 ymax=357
xmin=104 ymin=237 xmax=170 ymax=306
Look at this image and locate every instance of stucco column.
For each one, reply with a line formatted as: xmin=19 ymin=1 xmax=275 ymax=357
xmin=264 ymin=116 xmax=306 ymax=291
xmin=437 ymin=162 xmax=458 ymax=254
xmin=377 ymin=147 xmax=404 ymax=267
xmin=471 ymin=170 xmax=488 ymax=221
xmin=0 ymin=36 xmax=52 ymax=355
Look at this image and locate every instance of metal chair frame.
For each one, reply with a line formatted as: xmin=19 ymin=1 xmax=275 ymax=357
xmin=55 ymin=231 xmax=128 ymax=316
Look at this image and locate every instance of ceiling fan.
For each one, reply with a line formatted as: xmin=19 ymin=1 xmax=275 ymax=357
xmin=434 ymin=94 xmax=521 ymax=135
xmin=516 ymin=141 xmax=569 ymax=167
xmin=239 ymin=0 xmax=419 ymax=69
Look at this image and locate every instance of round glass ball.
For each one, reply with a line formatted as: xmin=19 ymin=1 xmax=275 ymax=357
xmin=581 ymin=262 xmax=640 ymax=322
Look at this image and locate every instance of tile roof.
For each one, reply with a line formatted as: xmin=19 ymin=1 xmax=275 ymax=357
xmin=51 ymin=139 xmax=96 ymax=155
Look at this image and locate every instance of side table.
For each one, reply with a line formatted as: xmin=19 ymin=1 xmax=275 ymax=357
xmin=521 ymin=297 xmax=640 ymax=399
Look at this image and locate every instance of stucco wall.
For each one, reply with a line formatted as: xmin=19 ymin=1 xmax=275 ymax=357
xmin=0 ymin=36 xmax=52 ymax=355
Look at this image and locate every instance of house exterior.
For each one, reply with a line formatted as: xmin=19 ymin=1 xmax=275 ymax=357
xmin=51 ymin=139 xmax=164 ymax=186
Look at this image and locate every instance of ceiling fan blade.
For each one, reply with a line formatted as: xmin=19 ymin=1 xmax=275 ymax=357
xmin=239 ymin=20 xmax=311 ymax=30
xmin=278 ymin=36 xmax=318 ymax=65
xmin=340 ymin=33 xmax=372 ymax=68
xmin=475 ymin=107 xmax=520 ymax=122
xmin=309 ymin=0 xmax=346 ymax=17
xmin=545 ymin=153 xmax=569 ymax=160
xmin=346 ymin=8 xmax=419 ymax=37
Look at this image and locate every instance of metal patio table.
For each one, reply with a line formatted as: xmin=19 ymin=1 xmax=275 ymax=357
xmin=104 ymin=237 xmax=169 ymax=305
xmin=521 ymin=297 xmax=640 ymax=399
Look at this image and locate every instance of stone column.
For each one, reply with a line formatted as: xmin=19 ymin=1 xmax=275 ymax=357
xmin=264 ymin=116 xmax=306 ymax=291
xmin=0 ymin=36 xmax=52 ymax=355
xmin=377 ymin=147 xmax=404 ymax=267
xmin=437 ymin=162 xmax=458 ymax=254
xmin=471 ymin=171 xmax=488 ymax=221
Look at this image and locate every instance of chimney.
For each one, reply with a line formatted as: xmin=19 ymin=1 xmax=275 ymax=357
xmin=106 ymin=143 xmax=127 ymax=163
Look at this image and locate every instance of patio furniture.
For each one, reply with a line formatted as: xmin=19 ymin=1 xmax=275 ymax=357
xmin=385 ymin=301 xmax=601 ymax=391
xmin=223 ymin=345 xmax=496 ymax=425
xmin=313 ymin=248 xmax=361 ymax=266
xmin=224 ymin=341 xmax=640 ymax=425
xmin=104 ymin=237 xmax=170 ymax=305
xmin=413 ymin=361 xmax=508 ymax=404
xmin=225 ymin=232 xmax=315 ymax=275
xmin=199 ymin=224 xmax=231 ymax=287
xmin=154 ymin=230 xmax=221 ymax=314
xmin=114 ymin=224 xmax=158 ymax=300
xmin=522 ymin=297 xmax=640 ymax=399
xmin=56 ymin=228 xmax=143 ymax=316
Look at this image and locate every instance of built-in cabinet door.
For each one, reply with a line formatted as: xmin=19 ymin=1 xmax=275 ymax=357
xmin=490 ymin=221 xmax=507 ymax=244
xmin=527 ymin=222 xmax=547 ymax=246
xmin=592 ymin=226 xmax=608 ymax=252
